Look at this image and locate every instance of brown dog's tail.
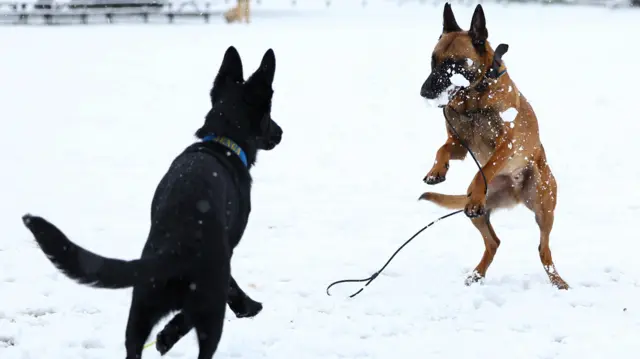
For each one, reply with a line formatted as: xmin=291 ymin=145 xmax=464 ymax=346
xmin=418 ymin=192 xmax=467 ymax=210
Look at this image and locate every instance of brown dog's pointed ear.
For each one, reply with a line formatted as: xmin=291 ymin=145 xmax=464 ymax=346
xmin=486 ymin=43 xmax=509 ymax=79
xmin=442 ymin=3 xmax=462 ymax=33
xmin=469 ymin=4 xmax=488 ymax=51
xmin=493 ymin=44 xmax=509 ymax=63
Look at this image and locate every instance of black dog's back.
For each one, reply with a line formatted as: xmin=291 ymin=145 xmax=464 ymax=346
xmin=148 ymin=142 xmax=251 ymax=256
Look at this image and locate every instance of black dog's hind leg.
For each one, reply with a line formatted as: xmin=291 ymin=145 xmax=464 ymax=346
xmin=190 ymin=299 xmax=227 ymax=359
xmin=125 ymin=289 xmax=168 ymax=359
xmin=188 ymin=260 xmax=231 ymax=359
xmin=156 ymin=312 xmax=191 ymax=356
xmin=227 ymin=275 xmax=263 ymax=318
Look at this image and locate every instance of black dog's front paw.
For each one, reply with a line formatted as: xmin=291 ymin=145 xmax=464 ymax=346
xmin=154 ymin=312 xmax=191 ymax=356
xmin=231 ymin=297 xmax=263 ymax=318
xmin=156 ymin=328 xmax=180 ymax=355
xmin=155 ymin=330 xmax=175 ymax=356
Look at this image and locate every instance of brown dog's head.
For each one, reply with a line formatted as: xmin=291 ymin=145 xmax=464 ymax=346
xmin=420 ymin=3 xmax=499 ymax=103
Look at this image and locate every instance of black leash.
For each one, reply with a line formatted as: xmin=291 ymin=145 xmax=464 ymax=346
xmin=325 ymin=45 xmax=510 ymax=298
xmin=325 ymin=208 xmax=463 ymax=298
xmin=324 ymin=115 xmax=485 ymax=298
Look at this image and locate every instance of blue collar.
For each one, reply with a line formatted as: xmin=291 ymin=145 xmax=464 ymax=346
xmin=202 ymin=134 xmax=248 ymax=168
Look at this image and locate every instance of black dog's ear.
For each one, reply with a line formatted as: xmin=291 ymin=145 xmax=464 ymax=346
xmin=213 ymin=46 xmax=244 ymax=88
xmin=469 ymin=4 xmax=488 ymax=53
xmin=442 ymin=3 xmax=462 ymax=34
xmin=255 ymin=48 xmax=276 ymax=86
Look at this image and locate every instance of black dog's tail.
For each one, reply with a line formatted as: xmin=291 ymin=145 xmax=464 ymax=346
xmin=22 ymin=214 xmax=185 ymax=289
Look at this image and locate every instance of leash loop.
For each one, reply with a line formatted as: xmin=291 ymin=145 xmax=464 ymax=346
xmin=325 ymin=209 xmax=463 ymax=298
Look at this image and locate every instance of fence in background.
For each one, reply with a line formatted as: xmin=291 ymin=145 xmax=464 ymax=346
xmin=0 ymin=0 xmax=637 ymax=26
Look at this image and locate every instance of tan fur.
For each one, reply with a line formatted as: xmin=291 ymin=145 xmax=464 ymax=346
xmin=419 ymin=4 xmax=568 ymax=290
xmin=224 ymin=0 xmax=250 ymax=24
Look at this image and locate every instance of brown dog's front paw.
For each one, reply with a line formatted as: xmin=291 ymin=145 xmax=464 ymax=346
xmin=464 ymin=196 xmax=486 ymax=218
xmin=423 ymin=163 xmax=448 ymax=185
xmin=424 ymin=173 xmax=446 ymax=185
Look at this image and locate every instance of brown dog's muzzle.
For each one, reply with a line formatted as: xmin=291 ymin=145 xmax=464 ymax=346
xmin=421 ymin=58 xmax=475 ymax=101
xmin=420 ymin=72 xmax=453 ymax=100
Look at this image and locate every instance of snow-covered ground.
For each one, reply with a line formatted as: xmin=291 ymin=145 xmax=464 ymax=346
xmin=1 ymin=2 xmax=639 ymax=358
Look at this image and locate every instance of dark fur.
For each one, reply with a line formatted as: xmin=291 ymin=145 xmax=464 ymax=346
xmin=22 ymin=45 xmax=283 ymax=359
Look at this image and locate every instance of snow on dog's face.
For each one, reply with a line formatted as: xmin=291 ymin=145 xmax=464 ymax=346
xmin=422 ymin=69 xmax=471 ymax=109
xmin=421 ymin=55 xmax=476 ymax=104
xmin=420 ymin=3 xmax=490 ymax=107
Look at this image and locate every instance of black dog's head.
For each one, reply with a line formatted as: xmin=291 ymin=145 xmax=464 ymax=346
xmin=420 ymin=3 xmax=505 ymax=104
xmin=196 ymin=46 xmax=283 ymax=153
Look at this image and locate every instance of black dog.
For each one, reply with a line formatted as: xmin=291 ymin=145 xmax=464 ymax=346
xmin=22 ymin=45 xmax=282 ymax=359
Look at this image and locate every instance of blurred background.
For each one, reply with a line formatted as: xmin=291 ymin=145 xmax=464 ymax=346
xmin=0 ymin=0 xmax=638 ymax=26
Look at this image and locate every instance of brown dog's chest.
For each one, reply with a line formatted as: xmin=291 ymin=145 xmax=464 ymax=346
xmin=444 ymin=107 xmax=506 ymax=166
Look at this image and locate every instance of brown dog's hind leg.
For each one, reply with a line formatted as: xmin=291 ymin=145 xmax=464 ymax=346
xmin=463 ymin=175 xmax=524 ymax=285
xmin=465 ymin=211 xmax=501 ymax=285
xmin=524 ymin=157 xmax=569 ymax=290
xmin=537 ymin=209 xmax=568 ymax=290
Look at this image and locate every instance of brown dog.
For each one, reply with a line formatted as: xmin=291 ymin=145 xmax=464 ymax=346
xmin=224 ymin=0 xmax=250 ymax=24
xmin=418 ymin=3 xmax=569 ymax=290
